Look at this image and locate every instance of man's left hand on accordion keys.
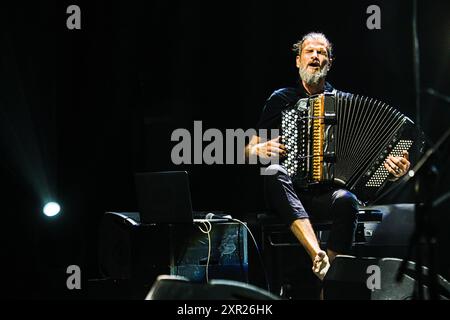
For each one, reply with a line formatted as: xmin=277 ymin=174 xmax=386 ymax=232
xmin=384 ymin=150 xmax=411 ymax=180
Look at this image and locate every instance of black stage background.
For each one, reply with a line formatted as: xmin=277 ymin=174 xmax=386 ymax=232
xmin=0 ymin=0 xmax=448 ymax=298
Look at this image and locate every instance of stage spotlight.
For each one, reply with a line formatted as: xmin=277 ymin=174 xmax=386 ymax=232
xmin=43 ymin=202 xmax=60 ymax=217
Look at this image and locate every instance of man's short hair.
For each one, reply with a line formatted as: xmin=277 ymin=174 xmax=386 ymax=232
xmin=292 ymin=32 xmax=333 ymax=59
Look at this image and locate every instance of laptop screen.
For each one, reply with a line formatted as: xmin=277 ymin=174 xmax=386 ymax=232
xmin=134 ymin=171 xmax=194 ymax=224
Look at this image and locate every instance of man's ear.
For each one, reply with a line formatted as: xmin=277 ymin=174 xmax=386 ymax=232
xmin=296 ymin=55 xmax=301 ymax=68
xmin=327 ymin=57 xmax=333 ymax=71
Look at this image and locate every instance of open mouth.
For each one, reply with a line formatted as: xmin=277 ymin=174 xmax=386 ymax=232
xmin=308 ymin=62 xmax=320 ymax=68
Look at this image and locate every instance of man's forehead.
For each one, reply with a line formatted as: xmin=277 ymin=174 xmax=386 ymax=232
xmin=302 ymin=38 xmax=328 ymax=50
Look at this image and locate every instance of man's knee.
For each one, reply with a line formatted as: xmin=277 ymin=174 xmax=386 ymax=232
xmin=332 ymin=189 xmax=359 ymax=218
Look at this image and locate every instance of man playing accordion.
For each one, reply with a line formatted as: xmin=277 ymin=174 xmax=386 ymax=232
xmin=244 ymin=32 xmax=411 ymax=282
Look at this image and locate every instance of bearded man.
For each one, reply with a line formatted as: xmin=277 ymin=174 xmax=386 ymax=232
xmin=244 ymin=32 xmax=410 ymax=285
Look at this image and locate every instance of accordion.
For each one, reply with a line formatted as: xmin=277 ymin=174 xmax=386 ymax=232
xmin=281 ymin=91 xmax=425 ymax=203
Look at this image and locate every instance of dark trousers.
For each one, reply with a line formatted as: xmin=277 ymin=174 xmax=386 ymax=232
xmin=264 ymin=164 xmax=358 ymax=253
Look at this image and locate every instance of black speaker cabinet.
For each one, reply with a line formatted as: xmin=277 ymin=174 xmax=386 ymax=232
xmin=98 ymin=213 xmax=248 ymax=286
xmin=98 ymin=212 xmax=171 ymax=284
xmin=324 ymin=256 xmax=450 ymax=300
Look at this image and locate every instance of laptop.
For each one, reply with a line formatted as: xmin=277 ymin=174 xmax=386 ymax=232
xmin=135 ymin=171 xmax=231 ymax=224
xmin=134 ymin=171 xmax=196 ymax=224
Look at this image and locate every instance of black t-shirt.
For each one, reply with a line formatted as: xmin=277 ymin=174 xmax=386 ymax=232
xmin=256 ymin=82 xmax=335 ymax=131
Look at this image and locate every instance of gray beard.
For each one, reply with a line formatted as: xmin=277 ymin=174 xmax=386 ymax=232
xmin=299 ymin=65 xmax=329 ymax=86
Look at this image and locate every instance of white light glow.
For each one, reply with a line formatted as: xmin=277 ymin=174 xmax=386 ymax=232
xmin=43 ymin=202 xmax=60 ymax=217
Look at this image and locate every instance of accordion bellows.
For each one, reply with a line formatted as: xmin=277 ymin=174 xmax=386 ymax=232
xmin=281 ymin=91 xmax=425 ymax=204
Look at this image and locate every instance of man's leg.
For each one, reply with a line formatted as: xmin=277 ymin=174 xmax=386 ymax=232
xmin=327 ymin=189 xmax=359 ymax=257
xmin=298 ymin=188 xmax=358 ymax=299
xmin=300 ymin=188 xmax=359 ymax=260
xmin=264 ymin=164 xmax=330 ymax=279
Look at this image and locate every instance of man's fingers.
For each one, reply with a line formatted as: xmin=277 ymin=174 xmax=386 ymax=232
xmin=268 ymin=141 xmax=286 ymax=150
xmin=387 ymin=156 xmax=399 ymax=165
xmin=269 ymin=136 xmax=281 ymax=143
xmin=398 ymin=161 xmax=407 ymax=171
xmin=385 ymin=160 xmax=398 ymax=175
xmin=384 ymin=162 xmax=397 ymax=176
xmin=392 ymin=156 xmax=408 ymax=171
xmin=267 ymin=145 xmax=286 ymax=155
xmin=256 ymin=139 xmax=288 ymax=159
xmin=399 ymin=157 xmax=409 ymax=166
xmin=387 ymin=157 xmax=407 ymax=172
xmin=385 ymin=158 xmax=397 ymax=170
xmin=399 ymin=156 xmax=410 ymax=170
xmin=389 ymin=155 xmax=409 ymax=167
xmin=272 ymin=141 xmax=286 ymax=150
xmin=402 ymin=150 xmax=409 ymax=160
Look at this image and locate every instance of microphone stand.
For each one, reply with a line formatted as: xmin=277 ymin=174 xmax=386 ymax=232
xmin=396 ymin=127 xmax=450 ymax=299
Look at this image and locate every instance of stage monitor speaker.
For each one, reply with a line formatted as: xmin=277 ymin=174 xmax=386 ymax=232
xmin=323 ymin=256 xmax=450 ymax=300
xmin=146 ymin=275 xmax=280 ymax=300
